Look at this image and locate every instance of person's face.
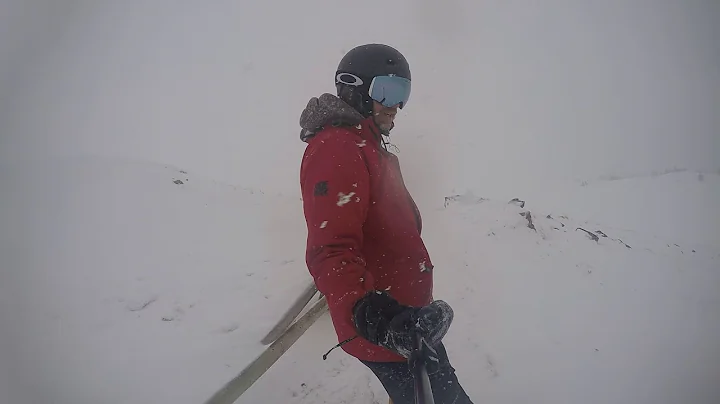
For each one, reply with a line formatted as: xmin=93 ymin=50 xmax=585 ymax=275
xmin=372 ymin=101 xmax=399 ymax=133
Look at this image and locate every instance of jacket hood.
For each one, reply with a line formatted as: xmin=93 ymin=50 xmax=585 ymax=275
xmin=299 ymin=93 xmax=365 ymax=142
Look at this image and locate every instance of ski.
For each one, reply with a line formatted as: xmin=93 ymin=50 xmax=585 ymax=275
xmin=203 ymin=295 xmax=329 ymax=404
xmin=260 ymin=280 xmax=318 ymax=345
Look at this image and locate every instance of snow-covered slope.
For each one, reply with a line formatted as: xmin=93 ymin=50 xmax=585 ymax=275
xmin=0 ymin=156 xmax=311 ymax=404
xmin=1 ymin=156 xmax=718 ymax=404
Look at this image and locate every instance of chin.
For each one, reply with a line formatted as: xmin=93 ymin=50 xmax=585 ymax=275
xmin=372 ymin=116 xmax=394 ymax=133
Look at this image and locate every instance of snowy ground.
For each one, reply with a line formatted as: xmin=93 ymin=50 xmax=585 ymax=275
xmin=1 ymin=155 xmax=718 ymax=404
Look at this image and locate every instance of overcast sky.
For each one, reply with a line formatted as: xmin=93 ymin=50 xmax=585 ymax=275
xmin=1 ymin=0 xmax=718 ymax=201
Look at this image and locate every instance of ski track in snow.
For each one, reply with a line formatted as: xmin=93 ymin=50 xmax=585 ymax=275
xmin=1 ymin=156 xmax=719 ymax=404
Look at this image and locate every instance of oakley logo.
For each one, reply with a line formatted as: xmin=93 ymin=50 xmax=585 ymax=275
xmin=336 ymin=72 xmax=363 ymax=86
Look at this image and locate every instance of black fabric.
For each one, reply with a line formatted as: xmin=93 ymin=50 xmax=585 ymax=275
xmin=352 ymin=291 xmax=407 ymax=346
xmin=336 ymin=84 xmax=374 ymax=118
xmin=360 ymin=343 xmax=474 ymax=404
xmin=352 ymin=291 xmax=454 ymax=359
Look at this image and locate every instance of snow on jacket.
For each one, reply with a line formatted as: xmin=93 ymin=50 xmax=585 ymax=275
xmin=299 ymin=94 xmax=434 ymax=362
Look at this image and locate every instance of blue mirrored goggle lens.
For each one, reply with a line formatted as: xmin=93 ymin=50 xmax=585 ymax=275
xmin=369 ymin=76 xmax=411 ymax=108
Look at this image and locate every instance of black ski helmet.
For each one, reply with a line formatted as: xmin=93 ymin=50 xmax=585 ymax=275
xmin=335 ymin=44 xmax=411 ymax=117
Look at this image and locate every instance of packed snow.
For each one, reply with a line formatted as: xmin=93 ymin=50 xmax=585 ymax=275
xmin=2 ymin=1 xmax=719 ymax=403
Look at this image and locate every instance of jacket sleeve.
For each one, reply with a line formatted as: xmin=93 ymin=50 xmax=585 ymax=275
xmin=300 ymin=132 xmax=374 ymax=332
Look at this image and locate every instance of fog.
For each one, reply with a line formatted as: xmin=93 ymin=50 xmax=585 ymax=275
xmin=1 ymin=2 xmax=719 ymax=403
xmin=2 ymin=0 xmax=718 ymax=201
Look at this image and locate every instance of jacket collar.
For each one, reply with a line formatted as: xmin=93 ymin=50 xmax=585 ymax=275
xmin=356 ymin=117 xmax=397 ymax=156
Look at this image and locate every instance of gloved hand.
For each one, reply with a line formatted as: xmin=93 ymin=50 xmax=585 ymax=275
xmin=352 ymin=291 xmax=454 ymax=358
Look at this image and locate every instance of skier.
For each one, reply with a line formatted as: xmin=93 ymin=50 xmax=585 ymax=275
xmin=298 ymin=44 xmax=474 ymax=404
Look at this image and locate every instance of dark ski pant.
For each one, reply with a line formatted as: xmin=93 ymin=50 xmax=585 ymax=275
xmin=360 ymin=343 xmax=473 ymax=404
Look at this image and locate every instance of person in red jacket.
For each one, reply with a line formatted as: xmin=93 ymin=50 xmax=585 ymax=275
xmin=299 ymin=44 xmax=473 ymax=404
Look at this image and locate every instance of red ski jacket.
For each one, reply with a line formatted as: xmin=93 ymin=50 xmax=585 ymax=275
xmin=300 ymin=115 xmax=434 ymax=363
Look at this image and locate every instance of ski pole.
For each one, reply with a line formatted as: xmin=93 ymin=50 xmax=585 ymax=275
xmin=409 ymin=332 xmax=435 ymax=404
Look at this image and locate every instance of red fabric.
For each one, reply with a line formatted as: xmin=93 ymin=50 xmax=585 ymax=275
xmin=300 ymin=117 xmax=434 ymax=362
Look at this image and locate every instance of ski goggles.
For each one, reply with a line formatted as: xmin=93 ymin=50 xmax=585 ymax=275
xmin=368 ymin=75 xmax=411 ymax=109
xmin=337 ymin=72 xmax=412 ymax=108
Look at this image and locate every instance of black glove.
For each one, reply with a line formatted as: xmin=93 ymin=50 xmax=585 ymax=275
xmin=352 ymin=291 xmax=454 ymax=358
